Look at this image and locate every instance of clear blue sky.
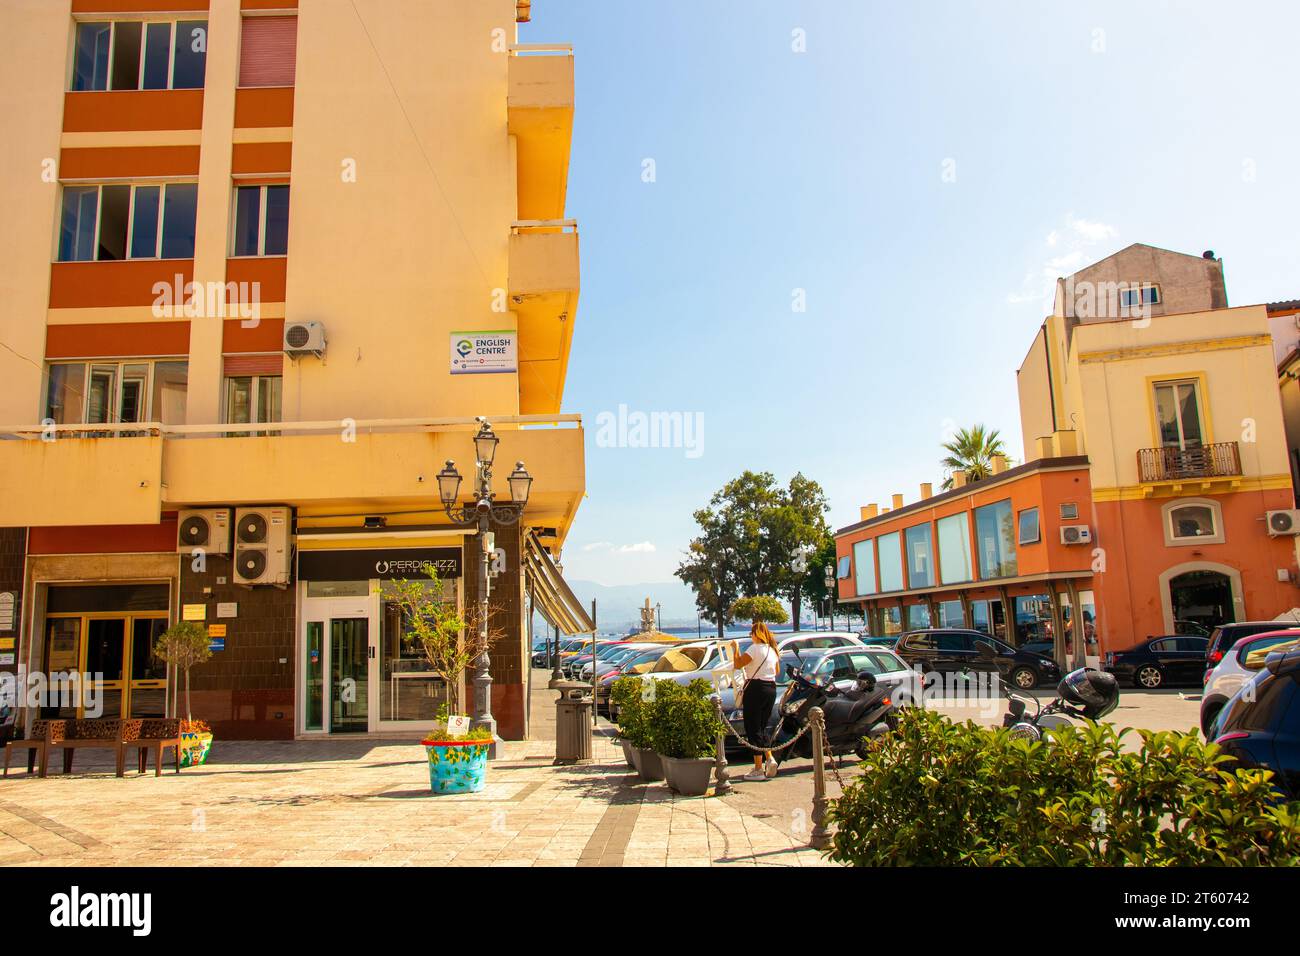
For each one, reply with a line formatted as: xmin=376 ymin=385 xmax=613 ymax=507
xmin=522 ymin=0 xmax=1300 ymax=586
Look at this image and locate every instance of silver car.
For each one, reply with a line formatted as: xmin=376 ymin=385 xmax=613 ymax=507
xmin=1201 ymin=629 xmax=1300 ymax=736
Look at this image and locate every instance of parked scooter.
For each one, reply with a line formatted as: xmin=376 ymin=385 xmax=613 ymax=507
xmin=766 ymin=665 xmax=899 ymax=763
xmin=974 ymin=641 xmax=1119 ymax=739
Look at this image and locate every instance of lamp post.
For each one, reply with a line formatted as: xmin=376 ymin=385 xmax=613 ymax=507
xmin=824 ymin=563 xmax=835 ymax=632
xmin=436 ymin=418 xmax=533 ymax=756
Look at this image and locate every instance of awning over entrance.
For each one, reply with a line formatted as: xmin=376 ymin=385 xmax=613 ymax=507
xmin=525 ymin=533 xmax=594 ymax=635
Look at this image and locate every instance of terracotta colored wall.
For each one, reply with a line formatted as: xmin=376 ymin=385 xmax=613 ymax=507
xmin=1092 ymin=489 xmax=1300 ymax=651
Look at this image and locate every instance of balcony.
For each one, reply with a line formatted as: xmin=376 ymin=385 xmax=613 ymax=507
xmin=1136 ymin=442 xmax=1242 ymax=489
xmin=510 ymin=221 xmax=580 ymax=415
xmin=0 ymin=417 xmax=586 ymax=541
xmin=508 ymin=45 xmax=574 ymax=221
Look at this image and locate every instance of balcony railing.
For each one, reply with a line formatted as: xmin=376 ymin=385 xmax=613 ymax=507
xmin=1136 ymin=442 xmax=1241 ymax=482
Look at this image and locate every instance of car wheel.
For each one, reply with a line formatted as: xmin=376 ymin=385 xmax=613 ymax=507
xmin=1200 ymin=700 xmax=1224 ymax=738
xmin=1135 ymin=664 xmax=1163 ymax=689
xmin=1009 ymin=666 xmax=1038 ymax=690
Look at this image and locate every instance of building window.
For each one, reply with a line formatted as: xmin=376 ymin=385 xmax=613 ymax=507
xmin=903 ymin=524 xmax=933 ymax=589
xmin=974 ymin=499 xmax=1017 ymax=579
xmin=936 ymin=512 xmax=972 ymax=584
xmin=223 ymin=375 xmax=282 ymax=426
xmin=1154 ymin=379 xmax=1205 ymax=450
xmin=232 ymin=185 xmax=291 ymax=256
xmin=906 ymin=604 xmax=931 ymax=630
xmin=44 ymin=360 xmax=188 ymax=426
xmin=1013 ymin=594 xmax=1051 ymax=647
xmin=1059 ymin=502 xmax=1079 ymax=520
xmin=58 ymin=183 xmax=198 ymax=262
xmin=876 ymin=531 xmax=904 ymax=592
xmin=937 ymin=600 xmax=964 ymax=627
xmin=852 ymin=540 xmax=876 ymax=597
xmin=1119 ymin=284 xmax=1160 ymax=308
xmin=72 ymin=20 xmax=207 ymax=92
xmin=1162 ymin=498 xmax=1224 ymax=546
xmin=239 ymin=16 xmax=298 ymax=87
xmin=1018 ymin=507 xmax=1041 ymax=545
xmin=836 ymin=555 xmax=851 ymax=580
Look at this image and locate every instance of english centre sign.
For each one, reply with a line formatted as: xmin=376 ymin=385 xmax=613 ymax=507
xmin=450 ymin=330 xmax=517 ymax=374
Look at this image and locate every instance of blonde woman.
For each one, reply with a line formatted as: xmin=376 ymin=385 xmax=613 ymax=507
xmin=733 ymin=621 xmax=781 ymax=780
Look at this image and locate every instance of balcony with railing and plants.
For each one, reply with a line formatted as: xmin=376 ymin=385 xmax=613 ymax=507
xmin=1136 ymin=442 xmax=1242 ymax=485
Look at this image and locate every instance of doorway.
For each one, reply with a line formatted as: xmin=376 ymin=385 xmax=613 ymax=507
xmin=300 ymin=589 xmax=375 ymax=735
xmin=41 ymin=612 xmax=169 ymax=719
xmin=1169 ymin=570 xmax=1235 ymax=633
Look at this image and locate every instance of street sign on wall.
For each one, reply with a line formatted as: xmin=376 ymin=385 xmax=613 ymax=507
xmin=450 ymin=330 xmax=517 ymax=374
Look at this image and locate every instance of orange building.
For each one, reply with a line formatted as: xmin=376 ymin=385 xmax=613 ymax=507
xmin=836 ymin=245 xmax=1300 ymax=661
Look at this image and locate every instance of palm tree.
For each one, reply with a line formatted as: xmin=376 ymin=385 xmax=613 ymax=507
xmin=941 ymin=424 xmax=1007 ymax=490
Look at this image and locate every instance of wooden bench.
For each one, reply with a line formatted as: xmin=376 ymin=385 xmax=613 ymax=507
xmin=131 ymin=718 xmax=184 ymax=776
xmin=54 ymin=719 xmax=143 ymax=778
xmin=3 ymin=719 xmax=67 ymax=777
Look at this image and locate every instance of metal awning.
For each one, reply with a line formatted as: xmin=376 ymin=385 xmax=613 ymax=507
xmin=525 ymin=533 xmax=594 ymax=635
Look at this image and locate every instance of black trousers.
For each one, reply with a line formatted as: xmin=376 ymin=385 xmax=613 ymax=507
xmin=742 ymin=679 xmax=777 ymax=749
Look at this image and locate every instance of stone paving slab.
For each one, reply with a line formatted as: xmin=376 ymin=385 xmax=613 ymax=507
xmin=0 ymin=733 xmax=835 ymax=868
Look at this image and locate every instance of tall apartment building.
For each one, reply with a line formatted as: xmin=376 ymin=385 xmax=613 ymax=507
xmin=836 ymin=244 xmax=1300 ymax=662
xmin=0 ymin=0 xmax=588 ymax=741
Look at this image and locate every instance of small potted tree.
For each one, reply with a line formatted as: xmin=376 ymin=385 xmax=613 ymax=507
xmin=386 ymin=566 xmax=500 ymax=794
xmin=647 ymin=678 xmax=726 ymax=796
xmin=610 ymin=676 xmax=662 ymax=780
xmin=154 ymin=621 xmax=214 ymax=767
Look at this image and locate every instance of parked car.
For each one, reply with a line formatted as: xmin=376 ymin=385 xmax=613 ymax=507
xmin=580 ymin=642 xmax=660 ymax=681
xmin=861 ymin=634 xmax=900 ymax=648
xmin=599 ymin=645 xmax=681 ymax=717
xmin=1205 ymin=621 xmax=1300 ymax=671
xmin=1104 ymin=635 xmax=1209 ymax=688
xmin=1201 ymin=631 xmax=1300 ymax=736
xmin=1019 ymin=640 xmax=1056 ymax=659
xmin=894 ymin=628 xmax=1060 ymax=690
xmin=1210 ymin=646 xmax=1300 ymax=799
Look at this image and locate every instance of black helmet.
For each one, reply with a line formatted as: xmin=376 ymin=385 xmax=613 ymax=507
xmin=1057 ymin=667 xmax=1118 ymax=720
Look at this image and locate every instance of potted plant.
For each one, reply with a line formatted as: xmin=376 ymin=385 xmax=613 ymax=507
xmin=610 ymin=676 xmax=662 ymax=781
xmin=386 ymin=567 xmax=501 ymax=794
xmin=646 ymin=678 xmax=726 ymax=796
xmin=154 ymin=621 xmax=214 ymax=767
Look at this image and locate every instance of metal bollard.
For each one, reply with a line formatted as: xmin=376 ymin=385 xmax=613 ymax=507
xmin=809 ymin=706 xmax=831 ymax=850
xmin=712 ymin=697 xmax=732 ymax=796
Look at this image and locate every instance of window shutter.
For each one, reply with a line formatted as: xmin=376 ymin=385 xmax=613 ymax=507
xmin=224 ymin=354 xmax=283 ymax=376
xmin=239 ymin=16 xmax=298 ymax=88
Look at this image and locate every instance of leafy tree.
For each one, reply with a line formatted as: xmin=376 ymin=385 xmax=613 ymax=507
xmin=767 ymin=472 xmax=831 ymax=630
xmin=940 ymin=424 xmax=1008 ymax=490
xmin=730 ymin=595 xmax=788 ymax=625
xmin=154 ymin=621 xmax=212 ymax=723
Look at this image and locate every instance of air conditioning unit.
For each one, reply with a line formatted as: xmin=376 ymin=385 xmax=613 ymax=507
xmin=233 ymin=507 xmax=292 ymax=586
xmin=283 ymin=321 xmax=326 ymax=358
xmin=1060 ymin=525 xmax=1093 ymax=545
xmin=176 ymin=508 xmax=232 ymax=556
xmin=1266 ymin=510 xmax=1300 ymax=536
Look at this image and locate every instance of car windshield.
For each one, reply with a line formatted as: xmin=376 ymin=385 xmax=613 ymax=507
xmin=1241 ymin=636 xmax=1300 ymax=669
xmin=622 ymin=648 xmax=670 ymax=671
xmin=813 ymin=650 xmax=905 ymax=681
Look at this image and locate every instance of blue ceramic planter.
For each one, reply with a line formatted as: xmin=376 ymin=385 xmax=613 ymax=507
xmin=423 ymin=739 xmax=489 ymax=794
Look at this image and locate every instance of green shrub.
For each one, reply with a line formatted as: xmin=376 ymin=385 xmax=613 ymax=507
xmin=610 ymin=676 xmax=651 ymax=749
xmin=826 ymin=708 xmax=1300 ymax=866
xmin=730 ymin=595 xmax=788 ymax=625
xmin=645 ymin=678 xmax=727 ymax=760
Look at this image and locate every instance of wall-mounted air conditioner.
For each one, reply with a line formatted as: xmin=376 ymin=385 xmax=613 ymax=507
xmin=1266 ymin=510 xmax=1300 ymax=537
xmin=233 ymin=506 xmax=292 ymax=586
xmin=284 ymin=321 xmax=326 ymax=358
xmin=176 ymin=508 xmax=232 ymax=556
xmin=1060 ymin=525 xmax=1092 ymax=545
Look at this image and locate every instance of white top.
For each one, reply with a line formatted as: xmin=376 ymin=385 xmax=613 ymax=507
xmin=743 ymin=642 xmax=778 ymax=682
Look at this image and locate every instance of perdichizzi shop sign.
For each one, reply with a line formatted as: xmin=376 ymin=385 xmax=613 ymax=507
xmin=450 ymin=330 xmax=517 ymax=374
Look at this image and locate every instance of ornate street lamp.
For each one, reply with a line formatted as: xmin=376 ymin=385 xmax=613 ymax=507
xmin=438 ymin=419 xmax=532 ymax=758
xmin=824 ymin=563 xmax=835 ymax=632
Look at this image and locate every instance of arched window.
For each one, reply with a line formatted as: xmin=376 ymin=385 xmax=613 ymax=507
xmin=1161 ymin=498 xmax=1223 ymax=546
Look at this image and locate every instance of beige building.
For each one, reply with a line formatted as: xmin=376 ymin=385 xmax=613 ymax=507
xmin=0 ymin=0 xmax=589 ymax=741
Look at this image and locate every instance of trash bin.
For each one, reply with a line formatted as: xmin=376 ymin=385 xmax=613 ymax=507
xmin=553 ymin=680 xmax=594 ymax=765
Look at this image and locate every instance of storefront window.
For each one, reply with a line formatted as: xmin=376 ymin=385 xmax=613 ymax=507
xmin=1014 ymin=594 xmax=1052 ymax=647
xmin=937 ymin=513 xmax=972 ymax=584
xmin=974 ymin=499 xmax=1017 ymax=579
xmin=906 ymin=604 xmax=931 ymax=630
xmin=970 ymin=600 xmax=990 ymax=634
xmin=904 ymin=524 xmax=933 ymax=589
xmin=853 ymin=539 xmax=876 ymax=596
xmin=877 ymin=532 xmax=903 ymax=592
xmin=879 ymin=605 xmax=902 ymax=636
xmin=380 ymin=579 xmax=454 ymax=723
xmin=937 ymin=600 xmax=964 ymax=627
